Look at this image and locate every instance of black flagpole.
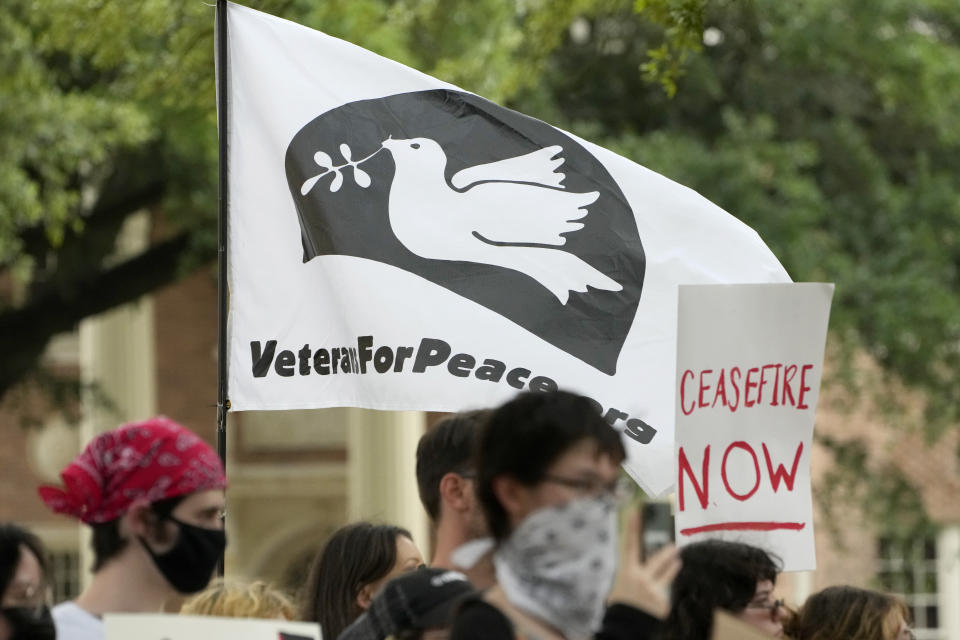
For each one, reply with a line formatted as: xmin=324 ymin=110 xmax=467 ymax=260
xmin=215 ymin=0 xmax=230 ymax=574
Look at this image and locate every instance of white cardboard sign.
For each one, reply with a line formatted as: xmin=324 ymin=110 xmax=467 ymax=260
xmin=104 ymin=614 xmax=322 ymax=640
xmin=674 ymin=283 xmax=833 ymax=571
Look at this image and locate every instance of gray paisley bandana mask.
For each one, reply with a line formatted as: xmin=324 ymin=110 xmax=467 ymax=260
xmin=494 ymin=495 xmax=619 ymax=640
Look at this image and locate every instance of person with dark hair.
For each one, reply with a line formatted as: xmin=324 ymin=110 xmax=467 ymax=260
xmin=338 ymin=567 xmax=478 ymax=640
xmin=300 ymin=522 xmax=424 ymax=640
xmin=784 ymin=585 xmax=913 ymax=640
xmin=38 ymin=416 xmax=227 ymax=640
xmin=415 ymin=410 xmax=494 ymax=588
xmin=0 ymin=523 xmax=54 ymax=640
xmin=661 ymin=539 xmax=784 ymax=640
xmin=450 ymin=390 xmax=681 ymax=640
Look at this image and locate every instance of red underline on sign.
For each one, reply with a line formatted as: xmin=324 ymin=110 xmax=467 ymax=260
xmin=680 ymin=522 xmax=807 ymax=536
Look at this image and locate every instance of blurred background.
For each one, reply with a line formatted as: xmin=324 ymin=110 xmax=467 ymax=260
xmin=1 ymin=1 xmax=957 ymax=637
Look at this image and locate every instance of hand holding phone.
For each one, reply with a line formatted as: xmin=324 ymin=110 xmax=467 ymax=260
xmin=641 ymin=501 xmax=675 ymax=561
xmin=608 ymin=507 xmax=681 ymax=619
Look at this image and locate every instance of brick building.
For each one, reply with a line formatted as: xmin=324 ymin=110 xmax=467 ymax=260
xmin=1 ymin=259 xmax=957 ymax=637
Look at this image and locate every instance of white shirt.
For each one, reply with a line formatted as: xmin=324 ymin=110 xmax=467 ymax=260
xmin=53 ymin=602 xmax=104 ymax=640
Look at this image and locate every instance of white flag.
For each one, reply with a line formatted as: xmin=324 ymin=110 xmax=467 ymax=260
xmin=224 ymin=2 xmax=790 ymax=495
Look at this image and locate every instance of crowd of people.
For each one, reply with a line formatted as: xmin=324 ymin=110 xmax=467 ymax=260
xmin=1 ymin=391 xmax=916 ymax=640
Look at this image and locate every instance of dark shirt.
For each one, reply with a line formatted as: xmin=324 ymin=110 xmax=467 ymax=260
xmin=449 ymin=598 xmax=661 ymax=640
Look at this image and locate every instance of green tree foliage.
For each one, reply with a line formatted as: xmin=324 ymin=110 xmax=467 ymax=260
xmin=512 ymin=0 xmax=960 ymax=429
xmin=0 ymin=0 xmax=701 ymax=399
xmin=2 ymin=0 xmax=958 ymax=449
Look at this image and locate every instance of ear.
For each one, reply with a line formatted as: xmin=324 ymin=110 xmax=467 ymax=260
xmin=491 ymin=474 xmax=531 ymax=523
xmin=356 ymin=584 xmax=374 ymax=611
xmin=122 ymin=502 xmax=154 ymax=540
xmin=438 ymin=472 xmax=470 ymax=513
xmin=124 ymin=501 xmax=175 ymax=548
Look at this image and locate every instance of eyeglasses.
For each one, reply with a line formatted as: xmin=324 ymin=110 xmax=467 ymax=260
xmin=745 ymin=598 xmax=784 ymax=622
xmin=541 ymin=474 xmax=634 ymax=501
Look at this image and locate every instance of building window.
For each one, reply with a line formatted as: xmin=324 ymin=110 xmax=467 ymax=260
xmin=49 ymin=550 xmax=81 ymax=604
xmin=877 ymin=535 xmax=940 ymax=640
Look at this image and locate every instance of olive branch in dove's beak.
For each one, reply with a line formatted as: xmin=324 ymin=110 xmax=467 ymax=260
xmin=300 ymin=141 xmax=388 ymax=195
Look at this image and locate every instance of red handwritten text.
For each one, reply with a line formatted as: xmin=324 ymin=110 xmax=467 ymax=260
xmin=678 ymin=441 xmax=805 ymax=512
xmin=680 ymin=521 xmax=806 ymax=536
xmin=680 ymin=363 xmax=815 ymax=415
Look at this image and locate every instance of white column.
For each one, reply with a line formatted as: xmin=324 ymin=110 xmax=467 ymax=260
xmin=938 ymin=526 xmax=960 ymax=640
xmin=78 ymin=211 xmax=156 ymax=433
xmin=76 ymin=212 xmax=156 ymax=589
xmin=347 ymin=409 xmax=429 ymax=555
xmin=790 ymin=571 xmax=813 ymax=605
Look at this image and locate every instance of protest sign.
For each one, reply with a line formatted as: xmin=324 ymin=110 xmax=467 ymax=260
xmin=104 ymin=614 xmax=321 ymax=640
xmin=674 ymin=283 xmax=833 ymax=570
xmin=222 ymin=2 xmax=790 ymax=495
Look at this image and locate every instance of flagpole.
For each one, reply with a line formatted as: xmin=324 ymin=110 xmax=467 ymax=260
xmin=215 ymin=0 xmax=230 ymax=575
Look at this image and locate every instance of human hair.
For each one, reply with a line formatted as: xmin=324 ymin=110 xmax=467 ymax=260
xmin=661 ymin=539 xmax=781 ymax=640
xmin=89 ymin=494 xmax=185 ymax=572
xmin=180 ymin=578 xmax=296 ymax=619
xmin=0 ymin=523 xmax=49 ymax=597
xmin=300 ymin=522 xmax=412 ymax=639
xmin=784 ymin=585 xmax=909 ymax=640
xmin=476 ymin=390 xmax=626 ymax=542
xmin=416 ymin=410 xmax=491 ymax=522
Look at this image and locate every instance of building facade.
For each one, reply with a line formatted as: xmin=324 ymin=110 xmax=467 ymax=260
xmin=1 ymin=265 xmax=957 ymax=637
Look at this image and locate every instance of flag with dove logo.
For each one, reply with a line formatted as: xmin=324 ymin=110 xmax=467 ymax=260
xmin=224 ymin=1 xmax=790 ymax=495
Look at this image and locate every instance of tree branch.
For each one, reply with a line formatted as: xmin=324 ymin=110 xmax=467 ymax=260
xmin=0 ymin=232 xmax=202 ymax=399
xmin=12 ymin=172 xmax=166 ymax=270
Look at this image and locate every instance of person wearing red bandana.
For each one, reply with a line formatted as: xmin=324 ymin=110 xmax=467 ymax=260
xmin=38 ymin=417 xmax=227 ymax=640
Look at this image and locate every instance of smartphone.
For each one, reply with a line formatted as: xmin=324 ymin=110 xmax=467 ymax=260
xmin=641 ymin=500 xmax=675 ymax=560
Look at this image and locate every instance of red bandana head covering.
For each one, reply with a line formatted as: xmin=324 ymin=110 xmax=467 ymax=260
xmin=38 ymin=416 xmax=226 ymax=524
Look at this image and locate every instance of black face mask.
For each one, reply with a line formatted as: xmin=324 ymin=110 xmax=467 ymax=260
xmin=1 ymin=605 xmax=56 ymax=640
xmin=140 ymin=516 xmax=226 ymax=594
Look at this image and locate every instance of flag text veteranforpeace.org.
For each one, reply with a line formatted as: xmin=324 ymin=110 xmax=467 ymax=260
xmin=249 ymin=336 xmax=657 ymax=444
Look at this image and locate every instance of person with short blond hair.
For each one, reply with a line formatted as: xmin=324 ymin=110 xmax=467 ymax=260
xmin=180 ymin=578 xmax=295 ymax=620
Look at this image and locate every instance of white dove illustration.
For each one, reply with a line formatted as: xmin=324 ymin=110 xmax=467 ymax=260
xmin=380 ymin=137 xmax=623 ymax=304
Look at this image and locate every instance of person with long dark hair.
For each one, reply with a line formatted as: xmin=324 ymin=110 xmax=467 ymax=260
xmin=661 ymin=539 xmax=785 ymax=640
xmin=299 ymin=522 xmax=423 ymax=639
xmin=0 ymin=523 xmax=54 ymax=640
xmin=784 ymin=585 xmax=913 ymax=640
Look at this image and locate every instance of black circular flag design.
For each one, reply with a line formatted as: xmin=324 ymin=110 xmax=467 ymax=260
xmin=284 ymin=89 xmax=645 ymax=375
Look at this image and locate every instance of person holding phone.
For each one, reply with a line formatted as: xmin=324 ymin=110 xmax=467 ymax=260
xmin=449 ymin=390 xmax=681 ymax=640
xmin=640 ymin=501 xmax=675 ymax=561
